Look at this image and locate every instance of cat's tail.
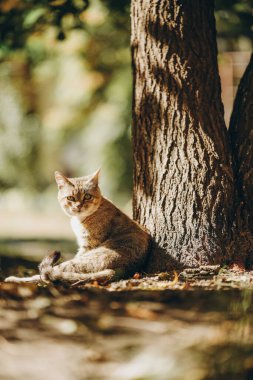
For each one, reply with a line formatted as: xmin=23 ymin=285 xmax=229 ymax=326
xmin=39 ymin=251 xmax=61 ymax=281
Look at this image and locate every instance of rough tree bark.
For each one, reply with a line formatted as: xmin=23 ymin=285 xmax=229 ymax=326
xmin=229 ymin=53 xmax=253 ymax=267
xmin=131 ymin=0 xmax=234 ymax=271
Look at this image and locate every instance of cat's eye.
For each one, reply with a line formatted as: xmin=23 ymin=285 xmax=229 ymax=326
xmin=67 ymin=196 xmax=75 ymax=202
xmin=84 ymin=193 xmax=92 ymax=200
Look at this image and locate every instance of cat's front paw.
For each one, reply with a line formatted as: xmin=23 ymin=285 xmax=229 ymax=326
xmin=4 ymin=276 xmax=21 ymax=283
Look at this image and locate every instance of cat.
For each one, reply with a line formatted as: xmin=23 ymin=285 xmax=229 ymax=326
xmin=5 ymin=169 xmax=150 ymax=285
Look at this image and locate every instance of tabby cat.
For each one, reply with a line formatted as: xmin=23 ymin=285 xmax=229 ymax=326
xmin=5 ymin=170 xmax=150 ymax=284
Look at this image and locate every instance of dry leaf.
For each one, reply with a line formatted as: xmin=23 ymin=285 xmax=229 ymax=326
xmin=168 ymin=271 xmax=178 ymax=287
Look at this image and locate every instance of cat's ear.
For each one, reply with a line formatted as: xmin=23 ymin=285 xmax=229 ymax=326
xmin=54 ymin=171 xmax=73 ymax=189
xmin=88 ymin=168 xmax=100 ymax=187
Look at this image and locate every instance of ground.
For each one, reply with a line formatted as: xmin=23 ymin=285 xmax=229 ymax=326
xmin=1 ymin=252 xmax=253 ymax=380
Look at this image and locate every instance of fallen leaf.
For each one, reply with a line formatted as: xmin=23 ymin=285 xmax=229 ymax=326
xmin=168 ymin=271 xmax=178 ymax=287
xmin=125 ymin=303 xmax=157 ymax=320
xmin=229 ymin=263 xmax=245 ymax=272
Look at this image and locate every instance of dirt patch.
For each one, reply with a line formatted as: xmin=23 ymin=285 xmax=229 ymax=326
xmin=1 ymin=265 xmax=253 ymax=380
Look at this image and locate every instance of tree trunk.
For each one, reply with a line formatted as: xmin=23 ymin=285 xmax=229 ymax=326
xmin=229 ymin=53 xmax=253 ymax=267
xmin=131 ymin=0 xmax=234 ymax=271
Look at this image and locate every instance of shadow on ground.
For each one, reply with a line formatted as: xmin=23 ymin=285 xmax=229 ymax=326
xmin=1 ymin=242 xmax=253 ymax=380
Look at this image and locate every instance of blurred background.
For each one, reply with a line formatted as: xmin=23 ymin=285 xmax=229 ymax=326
xmin=0 ymin=0 xmax=252 ymax=262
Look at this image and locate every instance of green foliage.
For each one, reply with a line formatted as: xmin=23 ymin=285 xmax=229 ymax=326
xmin=0 ymin=0 xmax=89 ymax=54
xmin=215 ymin=0 xmax=253 ymax=48
xmin=0 ymin=0 xmax=132 ymax=206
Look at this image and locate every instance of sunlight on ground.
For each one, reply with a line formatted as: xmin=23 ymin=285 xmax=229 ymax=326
xmin=1 ymin=211 xmax=73 ymax=239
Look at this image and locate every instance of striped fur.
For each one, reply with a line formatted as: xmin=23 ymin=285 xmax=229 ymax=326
xmin=5 ymin=170 xmax=150 ymax=285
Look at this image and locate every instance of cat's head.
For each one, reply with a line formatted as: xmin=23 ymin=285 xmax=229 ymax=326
xmin=55 ymin=169 xmax=102 ymax=219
